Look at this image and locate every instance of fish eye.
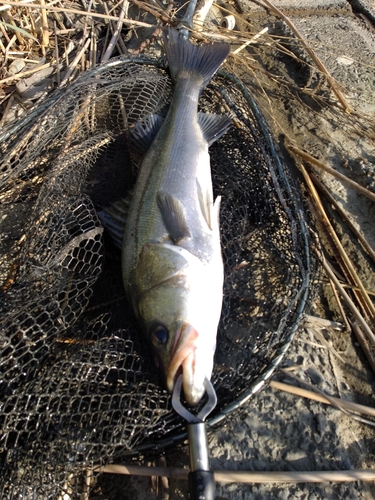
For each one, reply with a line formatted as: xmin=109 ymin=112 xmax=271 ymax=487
xmin=149 ymin=323 xmax=169 ymax=346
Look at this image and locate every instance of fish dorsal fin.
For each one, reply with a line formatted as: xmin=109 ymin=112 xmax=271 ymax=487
xmin=198 ymin=113 xmax=231 ymax=146
xmin=130 ymin=114 xmax=163 ymax=157
xmin=157 ymin=191 xmax=191 ymax=243
xmin=98 ymin=197 xmax=130 ymax=249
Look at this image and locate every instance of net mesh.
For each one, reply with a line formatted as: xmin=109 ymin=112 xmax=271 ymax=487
xmin=0 ymin=58 xmax=312 ymax=497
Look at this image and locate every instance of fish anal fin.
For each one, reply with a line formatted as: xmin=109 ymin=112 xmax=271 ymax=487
xmin=157 ymin=192 xmax=191 ymax=243
xmin=198 ymin=112 xmax=231 ymax=146
xmin=197 ymin=179 xmax=222 ymax=232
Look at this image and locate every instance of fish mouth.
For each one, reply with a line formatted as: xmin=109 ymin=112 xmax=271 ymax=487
xmin=166 ymin=322 xmax=204 ymax=405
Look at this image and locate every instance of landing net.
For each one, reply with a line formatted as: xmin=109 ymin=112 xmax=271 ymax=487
xmin=0 ymin=57 xmax=312 ymax=498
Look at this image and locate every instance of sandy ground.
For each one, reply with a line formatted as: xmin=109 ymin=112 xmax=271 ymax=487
xmin=91 ymin=1 xmax=375 ymax=498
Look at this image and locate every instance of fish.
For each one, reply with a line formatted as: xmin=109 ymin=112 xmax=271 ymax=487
xmin=103 ymin=28 xmax=231 ymax=405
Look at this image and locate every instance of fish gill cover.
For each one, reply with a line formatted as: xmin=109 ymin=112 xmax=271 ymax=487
xmin=0 ymin=58 xmax=312 ymax=497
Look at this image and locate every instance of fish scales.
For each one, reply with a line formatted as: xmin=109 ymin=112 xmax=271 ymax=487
xmin=126 ymin=80 xmax=211 ymax=266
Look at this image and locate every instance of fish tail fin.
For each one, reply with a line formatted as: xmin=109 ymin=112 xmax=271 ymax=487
xmin=163 ymin=28 xmax=230 ymax=89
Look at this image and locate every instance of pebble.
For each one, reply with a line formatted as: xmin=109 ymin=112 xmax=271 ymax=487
xmin=286 ymin=457 xmax=312 ymax=471
xmin=284 ymin=448 xmax=307 ymax=461
xmin=306 ymin=367 xmax=324 ymax=386
xmin=316 ymin=413 xmax=327 ymax=434
xmin=308 ymin=494 xmax=319 ymax=500
xmin=252 ymin=458 xmax=267 ymax=470
xmin=313 ymin=432 xmax=323 ymax=444
xmin=258 ymin=428 xmax=273 ymax=441
xmin=8 ymin=59 xmax=26 ymax=75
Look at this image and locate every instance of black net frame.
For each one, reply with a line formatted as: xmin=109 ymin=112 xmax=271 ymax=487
xmin=0 ymin=56 xmax=312 ymax=497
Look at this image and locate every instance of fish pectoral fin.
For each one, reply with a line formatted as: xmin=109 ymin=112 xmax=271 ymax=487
xmin=198 ymin=112 xmax=231 ymax=147
xmin=130 ymin=114 xmax=163 ymax=158
xmin=157 ymin=192 xmax=191 ymax=243
xmin=98 ymin=197 xmax=130 ymax=249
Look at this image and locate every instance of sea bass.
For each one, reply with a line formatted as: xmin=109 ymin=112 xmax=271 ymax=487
xmin=121 ymin=28 xmax=231 ymax=405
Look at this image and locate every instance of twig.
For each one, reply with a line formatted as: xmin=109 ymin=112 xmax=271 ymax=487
xmin=0 ymin=60 xmax=53 ymax=84
xmin=59 ymin=35 xmax=90 ymax=87
xmin=340 ymin=282 xmax=375 ymax=298
xmin=46 ymin=227 xmax=103 ymax=270
xmin=131 ymin=0 xmax=173 ymax=24
xmin=302 ymin=315 xmax=342 ymax=330
xmin=40 ymin=0 xmax=49 ymax=50
xmin=81 ymin=468 xmax=92 ymax=500
xmin=53 ymin=20 xmax=60 ymax=86
xmin=0 ymin=94 xmax=14 ymax=127
xmin=93 ymin=464 xmax=375 ymax=483
xmin=305 ymin=327 xmax=345 ymax=363
xmin=89 ymin=20 xmax=97 ymax=68
xmin=351 ymin=321 xmax=375 ymax=376
xmin=257 ymin=0 xmax=351 ymax=113
xmin=329 ymin=276 xmax=352 ymax=333
xmin=310 ymin=171 xmax=375 ymax=265
xmin=0 ymin=1 xmax=155 ymax=28
xmin=318 ymin=249 xmax=375 ymax=347
xmin=101 ymin=0 xmax=128 ymax=62
xmin=26 ymin=5 xmax=37 ymax=35
xmin=0 ymin=20 xmax=10 ymax=43
xmin=296 ymin=159 xmax=375 ymax=319
xmin=288 ymin=144 xmax=375 ymax=205
xmin=5 ymin=33 xmax=16 ymax=53
xmin=270 ymin=380 xmax=375 ymax=418
xmin=4 ymin=9 xmax=25 ymax=45
xmin=278 ymin=369 xmax=375 ymax=426
xmin=159 ymin=456 xmax=169 ymax=500
xmin=193 ymin=0 xmax=213 ymax=30
xmin=232 ymin=27 xmax=268 ymax=55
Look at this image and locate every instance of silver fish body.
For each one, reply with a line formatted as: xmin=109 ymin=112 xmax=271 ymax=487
xmin=122 ymin=28 xmax=231 ymax=405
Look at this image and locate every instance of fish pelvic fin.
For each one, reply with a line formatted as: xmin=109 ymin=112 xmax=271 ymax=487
xmin=163 ymin=28 xmax=230 ymax=89
xmin=157 ymin=191 xmax=191 ymax=243
xmin=198 ymin=112 xmax=231 ymax=146
xmin=197 ymin=179 xmax=221 ymax=232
